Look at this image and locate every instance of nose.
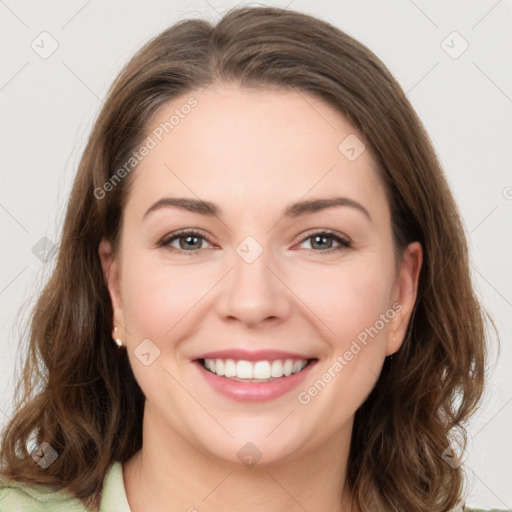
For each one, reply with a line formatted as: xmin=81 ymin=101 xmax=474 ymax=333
xmin=215 ymin=243 xmax=293 ymax=329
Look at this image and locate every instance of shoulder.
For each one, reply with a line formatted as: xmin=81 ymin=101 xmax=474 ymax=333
xmin=465 ymin=509 xmax=512 ymax=512
xmin=0 ymin=475 xmax=89 ymax=512
xmin=0 ymin=461 xmax=128 ymax=512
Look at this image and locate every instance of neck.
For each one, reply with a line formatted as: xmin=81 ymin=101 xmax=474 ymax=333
xmin=123 ymin=403 xmax=357 ymax=512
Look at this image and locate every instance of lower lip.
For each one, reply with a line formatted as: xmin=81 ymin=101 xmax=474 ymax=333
xmin=195 ymin=360 xmax=316 ymax=402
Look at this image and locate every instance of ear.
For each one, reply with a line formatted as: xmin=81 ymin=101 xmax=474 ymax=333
xmin=99 ymin=238 xmax=126 ymax=337
xmin=386 ymin=241 xmax=423 ymax=355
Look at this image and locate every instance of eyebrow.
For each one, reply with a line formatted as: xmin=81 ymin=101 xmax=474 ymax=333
xmin=143 ymin=196 xmax=372 ymax=222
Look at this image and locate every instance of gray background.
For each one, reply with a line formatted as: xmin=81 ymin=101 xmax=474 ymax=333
xmin=1 ymin=0 xmax=511 ymax=509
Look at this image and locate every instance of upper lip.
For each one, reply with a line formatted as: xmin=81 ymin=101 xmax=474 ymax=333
xmin=193 ymin=349 xmax=314 ymax=362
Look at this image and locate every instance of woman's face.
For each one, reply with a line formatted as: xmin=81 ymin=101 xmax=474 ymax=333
xmin=100 ymin=84 xmax=421 ymax=467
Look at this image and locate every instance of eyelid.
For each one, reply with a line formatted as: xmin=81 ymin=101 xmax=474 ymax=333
xmin=296 ymin=228 xmax=351 ymax=244
xmin=158 ymin=228 xmax=352 ymax=254
xmin=157 ymin=228 xmax=216 ymax=251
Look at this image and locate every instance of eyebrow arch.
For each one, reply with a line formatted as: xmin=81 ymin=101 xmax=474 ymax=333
xmin=143 ymin=196 xmax=372 ymax=222
xmin=284 ymin=197 xmax=372 ymax=222
xmin=143 ymin=197 xmax=221 ymax=219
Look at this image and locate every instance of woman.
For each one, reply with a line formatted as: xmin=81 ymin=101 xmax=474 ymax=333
xmin=0 ymin=6 xmax=500 ymax=512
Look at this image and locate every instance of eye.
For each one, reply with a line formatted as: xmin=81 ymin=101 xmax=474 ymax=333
xmin=157 ymin=228 xmax=352 ymax=255
xmin=296 ymin=229 xmax=352 ymax=254
xmin=158 ymin=230 xmax=214 ymax=254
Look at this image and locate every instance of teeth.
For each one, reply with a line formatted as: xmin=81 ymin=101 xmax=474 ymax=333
xmin=224 ymin=359 xmax=236 ymax=378
xmin=271 ymin=360 xmax=283 ymax=378
xmin=292 ymin=360 xmax=303 ymax=373
xmin=236 ymin=360 xmax=253 ymax=379
xmin=253 ymin=361 xmax=271 ymax=379
xmin=203 ymin=358 xmax=308 ymax=381
xmin=215 ymin=359 xmax=225 ymax=376
xmin=283 ymin=360 xmax=293 ymax=376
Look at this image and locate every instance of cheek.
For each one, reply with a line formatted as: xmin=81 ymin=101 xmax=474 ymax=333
xmin=121 ymin=246 xmax=395 ymax=349
xmin=118 ymin=253 xmax=213 ymax=405
xmin=121 ymin=259 xmax=210 ymax=339
xmin=293 ymin=264 xmax=394 ymax=428
xmin=295 ymin=255 xmax=395 ymax=344
xmin=122 ymin=277 xmax=166 ymax=337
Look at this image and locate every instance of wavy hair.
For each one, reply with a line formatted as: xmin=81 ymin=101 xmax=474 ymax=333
xmin=0 ymin=6 xmax=489 ymax=511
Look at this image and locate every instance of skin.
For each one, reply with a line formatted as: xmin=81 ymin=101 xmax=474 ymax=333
xmin=99 ymin=84 xmax=422 ymax=512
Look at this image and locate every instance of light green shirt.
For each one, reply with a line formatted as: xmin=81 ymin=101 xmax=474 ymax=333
xmin=0 ymin=463 xmax=509 ymax=511
xmin=0 ymin=461 xmax=130 ymax=511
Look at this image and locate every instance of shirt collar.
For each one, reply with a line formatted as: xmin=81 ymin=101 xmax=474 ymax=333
xmin=99 ymin=461 xmax=132 ymax=511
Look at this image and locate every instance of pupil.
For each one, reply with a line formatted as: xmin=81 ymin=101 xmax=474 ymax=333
xmin=178 ymin=235 xmax=333 ymax=251
xmin=181 ymin=235 xmax=201 ymax=250
xmin=312 ymin=235 xmax=331 ymax=250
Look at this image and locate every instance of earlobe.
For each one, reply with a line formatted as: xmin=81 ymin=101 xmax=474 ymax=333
xmin=386 ymin=241 xmax=423 ymax=356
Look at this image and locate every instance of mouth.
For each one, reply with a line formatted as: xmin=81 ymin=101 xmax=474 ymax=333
xmin=192 ymin=352 xmax=318 ymax=402
xmin=191 ymin=347 xmax=318 ymax=402
xmin=198 ymin=357 xmax=315 ymax=383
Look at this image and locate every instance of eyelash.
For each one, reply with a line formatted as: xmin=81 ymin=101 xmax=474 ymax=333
xmin=157 ymin=229 xmax=352 ymax=255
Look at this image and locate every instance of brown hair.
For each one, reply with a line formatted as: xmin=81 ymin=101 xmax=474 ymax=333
xmin=0 ymin=6 xmax=489 ymax=511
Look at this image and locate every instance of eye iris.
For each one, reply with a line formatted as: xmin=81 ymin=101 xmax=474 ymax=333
xmin=170 ymin=232 xmax=342 ymax=251
xmin=311 ymin=234 xmax=332 ymax=250
xmin=180 ymin=235 xmax=202 ymax=250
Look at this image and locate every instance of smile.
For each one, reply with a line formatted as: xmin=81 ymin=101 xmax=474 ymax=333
xmin=200 ymin=358 xmax=310 ymax=382
xmin=193 ymin=349 xmax=318 ymax=402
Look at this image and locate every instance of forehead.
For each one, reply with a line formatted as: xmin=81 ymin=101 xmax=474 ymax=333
xmin=127 ymin=84 xmax=388 ymax=221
